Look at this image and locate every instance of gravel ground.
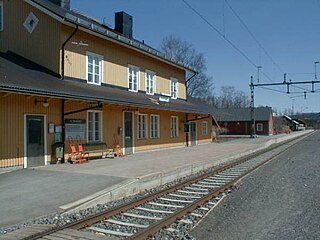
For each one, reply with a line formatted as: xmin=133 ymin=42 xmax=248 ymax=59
xmin=191 ymin=131 xmax=320 ymax=240
xmin=0 ymin=161 xmax=225 ymax=235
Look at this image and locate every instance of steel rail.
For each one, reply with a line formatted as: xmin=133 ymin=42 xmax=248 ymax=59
xmin=23 ymin=132 xmax=313 ymax=240
xmin=129 ymin=134 xmax=306 ymax=239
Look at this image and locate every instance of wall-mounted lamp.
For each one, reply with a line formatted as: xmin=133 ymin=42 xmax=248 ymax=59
xmin=35 ymin=98 xmax=49 ymax=108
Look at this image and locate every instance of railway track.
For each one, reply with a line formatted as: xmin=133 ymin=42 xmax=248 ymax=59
xmin=0 ymin=132 xmax=312 ymax=240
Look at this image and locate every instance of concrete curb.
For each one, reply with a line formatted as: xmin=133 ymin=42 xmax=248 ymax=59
xmin=63 ymin=130 xmax=313 ymax=214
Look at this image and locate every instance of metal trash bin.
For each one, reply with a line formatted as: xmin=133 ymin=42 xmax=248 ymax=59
xmin=52 ymin=142 xmax=64 ymax=163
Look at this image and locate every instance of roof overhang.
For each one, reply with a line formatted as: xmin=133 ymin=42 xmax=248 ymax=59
xmin=25 ymin=0 xmax=197 ymax=74
xmin=0 ymin=55 xmax=207 ymax=115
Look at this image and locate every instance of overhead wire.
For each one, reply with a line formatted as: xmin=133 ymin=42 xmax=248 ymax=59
xmin=182 ymin=0 xmax=318 ymax=108
xmin=181 ymin=0 xmax=283 ymax=89
xmin=181 ymin=0 xmax=258 ymax=69
xmin=256 ymin=86 xmax=287 ymax=94
xmin=224 ymin=0 xmax=284 ymax=74
xmin=291 ymin=85 xmax=310 ymax=92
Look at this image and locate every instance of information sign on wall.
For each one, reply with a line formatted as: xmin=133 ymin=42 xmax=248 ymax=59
xmin=65 ymin=119 xmax=86 ymax=140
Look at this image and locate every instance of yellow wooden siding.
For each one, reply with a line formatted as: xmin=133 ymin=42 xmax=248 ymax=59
xmin=0 ymin=0 xmax=61 ymax=73
xmin=62 ymin=27 xmax=187 ymax=99
xmin=196 ymin=116 xmax=212 ymax=144
xmin=0 ymin=94 xmax=211 ymax=167
xmin=64 ymin=101 xmax=124 ymax=151
xmin=0 ymin=93 xmax=62 ymax=168
xmin=134 ymin=109 xmax=187 ymax=152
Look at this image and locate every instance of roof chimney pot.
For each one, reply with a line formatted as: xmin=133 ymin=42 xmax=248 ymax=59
xmin=114 ymin=11 xmax=133 ymax=39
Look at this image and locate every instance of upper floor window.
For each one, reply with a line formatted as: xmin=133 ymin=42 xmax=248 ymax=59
xmin=0 ymin=1 xmax=3 ymax=32
xmin=87 ymin=52 xmax=103 ymax=85
xmin=138 ymin=114 xmax=148 ymax=139
xmin=128 ymin=65 xmax=140 ymax=92
xmin=145 ymin=70 xmax=156 ymax=95
xmin=87 ymin=111 xmax=103 ymax=142
xmin=171 ymin=78 xmax=178 ymax=99
xmin=171 ymin=116 xmax=179 ymax=138
xmin=202 ymin=121 xmax=208 ymax=135
xmin=150 ymin=115 xmax=160 ymax=139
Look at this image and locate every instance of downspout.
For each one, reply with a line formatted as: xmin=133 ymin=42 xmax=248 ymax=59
xmin=185 ymin=113 xmax=189 ymax=147
xmin=185 ymin=72 xmax=197 ymax=101
xmin=61 ymin=24 xmax=78 ymax=80
xmin=61 ymin=24 xmax=78 ymax=162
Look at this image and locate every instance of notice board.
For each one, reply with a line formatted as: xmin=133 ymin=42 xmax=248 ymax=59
xmin=65 ymin=119 xmax=86 ymax=140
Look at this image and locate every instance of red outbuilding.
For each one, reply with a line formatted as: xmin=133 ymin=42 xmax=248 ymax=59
xmin=215 ymin=107 xmax=274 ymax=136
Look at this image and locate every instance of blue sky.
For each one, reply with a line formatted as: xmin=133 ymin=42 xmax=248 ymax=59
xmin=72 ymin=0 xmax=320 ymax=113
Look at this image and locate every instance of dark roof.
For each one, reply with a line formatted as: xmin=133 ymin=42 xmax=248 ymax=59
xmin=0 ymin=54 xmax=209 ymax=115
xmin=214 ymin=107 xmax=273 ymax=122
xmin=29 ymin=0 xmax=196 ymax=73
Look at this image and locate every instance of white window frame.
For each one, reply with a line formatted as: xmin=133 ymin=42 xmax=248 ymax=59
xmin=202 ymin=121 xmax=208 ymax=135
xmin=170 ymin=78 xmax=178 ymax=99
xmin=87 ymin=111 xmax=103 ymax=143
xmin=128 ymin=65 xmax=140 ymax=92
xmin=257 ymin=123 xmax=263 ymax=132
xmin=171 ymin=116 xmax=179 ymax=138
xmin=145 ymin=70 xmax=156 ymax=95
xmin=137 ymin=114 xmax=148 ymax=139
xmin=0 ymin=1 xmax=3 ymax=32
xmin=150 ymin=114 xmax=160 ymax=139
xmin=86 ymin=52 xmax=103 ymax=86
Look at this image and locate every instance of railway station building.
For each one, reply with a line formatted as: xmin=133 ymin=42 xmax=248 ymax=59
xmin=0 ymin=0 xmax=217 ymax=168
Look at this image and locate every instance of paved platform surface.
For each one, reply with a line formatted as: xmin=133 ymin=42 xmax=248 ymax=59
xmin=0 ymin=131 xmax=311 ymax=228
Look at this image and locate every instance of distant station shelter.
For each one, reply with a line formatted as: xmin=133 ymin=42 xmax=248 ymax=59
xmin=215 ymin=107 xmax=274 ymax=136
xmin=0 ymin=0 xmax=218 ymax=168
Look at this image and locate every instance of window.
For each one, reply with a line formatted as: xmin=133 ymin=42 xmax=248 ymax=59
xmin=23 ymin=12 xmax=39 ymax=34
xmin=87 ymin=111 xmax=102 ymax=142
xmin=171 ymin=116 xmax=179 ymax=138
xmin=138 ymin=114 xmax=148 ymax=139
xmin=145 ymin=70 xmax=156 ymax=95
xmin=128 ymin=65 xmax=140 ymax=92
xmin=150 ymin=115 xmax=160 ymax=138
xmin=171 ymin=78 xmax=178 ymax=99
xmin=257 ymin=123 xmax=263 ymax=132
xmin=202 ymin=121 xmax=208 ymax=135
xmin=87 ymin=52 xmax=103 ymax=85
xmin=0 ymin=1 xmax=3 ymax=32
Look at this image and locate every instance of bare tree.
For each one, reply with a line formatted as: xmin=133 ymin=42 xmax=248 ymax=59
xmin=211 ymin=86 xmax=250 ymax=108
xmin=233 ymin=90 xmax=250 ymax=108
xmin=160 ymin=35 xmax=213 ymax=98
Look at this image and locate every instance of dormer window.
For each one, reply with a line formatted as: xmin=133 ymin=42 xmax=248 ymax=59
xmin=170 ymin=78 xmax=178 ymax=99
xmin=145 ymin=70 xmax=156 ymax=95
xmin=128 ymin=65 xmax=140 ymax=92
xmin=0 ymin=1 xmax=3 ymax=32
xmin=87 ymin=52 xmax=103 ymax=85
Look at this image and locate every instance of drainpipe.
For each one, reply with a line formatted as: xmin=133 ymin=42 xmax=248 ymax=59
xmin=61 ymin=99 xmax=65 ymax=162
xmin=60 ymin=24 xmax=78 ymax=161
xmin=61 ymin=24 xmax=78 ymax=80
xmin=185 ymin=113 xmax=189 ymax=147
xmin=185 ymin=72 xmax=197 ymax=101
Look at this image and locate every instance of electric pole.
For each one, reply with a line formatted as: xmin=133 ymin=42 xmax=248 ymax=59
xmin=250 ymin=76 xmax=255 ymax=138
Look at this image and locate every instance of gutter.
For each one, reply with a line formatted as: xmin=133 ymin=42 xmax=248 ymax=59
xmin=61 ymin=23 xmax=78 ymax=80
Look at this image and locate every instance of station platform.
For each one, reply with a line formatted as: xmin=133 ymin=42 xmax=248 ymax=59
xmin=0 ymin=130 xmax=312 ymax=228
